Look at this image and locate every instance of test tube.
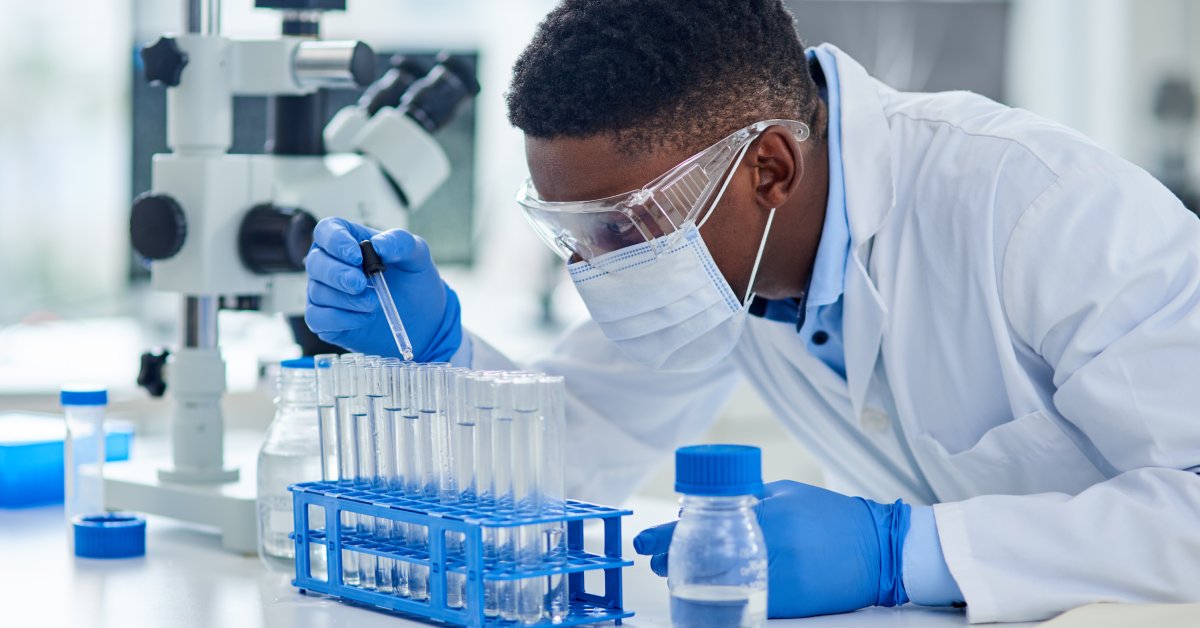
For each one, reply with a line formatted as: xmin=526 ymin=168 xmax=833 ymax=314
xmin=333 ymin=354 xmax=360 ymax=586
xmin=400 ymin=363 xmax=430 ymax=601
xmin=384 ymin=360 xmax=411 ymax=598
xmin=354 ymin=356 xmax=379 ymax=590
xmin=492 ymin=376 xmax=519 ymax=621
xmin=443 ymin=368 xmax=472 ymax=609
xmin=418 ymin=364 xmax=450 ymax=501
xmin=314 ymin=354 xmax=339 ymax=482
xmin=511 ymin=376 xmax=547 ymax=625
xmin=367 ymin=358 xmax=395 ymax=594
xmin=360 ymin=240 xmax=415 ymax=361
xmin=470 ymin=372 xmax=500 ymax=617
xmin=539 ymin=376 xmax=569 ymax=623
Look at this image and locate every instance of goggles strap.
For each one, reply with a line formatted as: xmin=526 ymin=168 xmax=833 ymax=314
xmin=696 ymin=139 xmax=755 ymax=230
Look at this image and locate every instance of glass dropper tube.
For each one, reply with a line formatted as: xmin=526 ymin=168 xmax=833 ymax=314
xmin=360 ymin=240 xmax=414 ymax=361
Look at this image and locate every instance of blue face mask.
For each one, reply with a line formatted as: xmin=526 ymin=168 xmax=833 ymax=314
xmin=567 ymin=148 xmax=777 ymax=372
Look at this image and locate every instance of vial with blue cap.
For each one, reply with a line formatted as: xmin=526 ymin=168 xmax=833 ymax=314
xmin=256 ymin=357 xmax=324 ymax=574
xmin=668 ymin=444 xmax=768 ymax=628
xmin=63 ymin=383 xmax=146 ymax=559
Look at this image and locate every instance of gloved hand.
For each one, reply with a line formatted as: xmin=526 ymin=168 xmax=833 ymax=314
xmin=633 ymin=480 xmax=911 ymax=618
xmin=304 ymin=217 xmax=462 ymax=362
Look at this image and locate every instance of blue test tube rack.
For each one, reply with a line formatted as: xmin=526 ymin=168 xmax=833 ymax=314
xmin=289 ymin=481 xmax=634 ymax=627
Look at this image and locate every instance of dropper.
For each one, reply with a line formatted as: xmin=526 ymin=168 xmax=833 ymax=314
xmin=360 ymin=240 xmax=415 ymax=361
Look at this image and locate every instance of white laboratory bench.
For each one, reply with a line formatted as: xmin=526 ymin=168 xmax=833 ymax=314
xmin=0 ymin=494 xmax=1042 ymax=628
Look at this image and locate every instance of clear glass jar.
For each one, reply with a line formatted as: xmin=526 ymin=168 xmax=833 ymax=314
xmin=668 ymin=445 xmax=768 ymax=628
xmin=256 ymin=359 xmax=323 ymax=573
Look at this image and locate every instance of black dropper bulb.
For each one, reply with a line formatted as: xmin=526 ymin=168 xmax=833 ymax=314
xmin=360 ymin=240 xmax=386 ymax=275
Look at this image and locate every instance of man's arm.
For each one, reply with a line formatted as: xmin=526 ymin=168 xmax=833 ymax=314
xmin=938 ymin=159 xmax=1200 ymax=623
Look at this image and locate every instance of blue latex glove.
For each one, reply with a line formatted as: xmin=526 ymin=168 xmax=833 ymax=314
xmin=633 ymin=480 xmax=911 ymax=618
xmin=304 ymin=217 xmax=462 ymax=362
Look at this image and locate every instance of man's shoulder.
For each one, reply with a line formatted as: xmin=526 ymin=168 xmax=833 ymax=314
xmin=880 ymin=88 xmax=1115 ymax=181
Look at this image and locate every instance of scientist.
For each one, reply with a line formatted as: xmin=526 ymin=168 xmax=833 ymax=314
xmin=304 ymin=0 xmax=1200 ymax=622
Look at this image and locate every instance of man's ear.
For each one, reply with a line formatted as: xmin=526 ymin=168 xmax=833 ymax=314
xmin=749 ymin=126 xmax=805 ymax=210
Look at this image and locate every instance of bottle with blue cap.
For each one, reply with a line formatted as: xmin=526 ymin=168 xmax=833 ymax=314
xmin=256 ymin=357 xmax=324 ymax=574
xmin=668 ymin=444 xmax=768 ymax=628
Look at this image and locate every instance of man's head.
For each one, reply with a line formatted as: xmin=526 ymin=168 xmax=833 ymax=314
xmin=507 ymin=0 xmax=830 ymax=301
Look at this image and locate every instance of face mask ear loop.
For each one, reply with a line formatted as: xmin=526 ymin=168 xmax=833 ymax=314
xmin=742 ymin=206 xmax=777 ymax=307
xmin=696 ymin=140 xmax=755 ymax=231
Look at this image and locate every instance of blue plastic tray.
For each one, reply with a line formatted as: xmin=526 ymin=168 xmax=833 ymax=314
xmin=0 ymin=412 xmax=133 ymax=508
xmin=290 ymin=481 xmax=634 ymax=627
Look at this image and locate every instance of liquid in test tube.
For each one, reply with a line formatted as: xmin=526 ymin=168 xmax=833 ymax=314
xmin=360 ymin=240 xmax=414 ymax=361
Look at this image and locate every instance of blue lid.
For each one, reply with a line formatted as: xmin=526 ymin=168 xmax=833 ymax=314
xmin=60 ymin=384 xmax=108 ymax=407
xmin=73 ymin=512 xmax=146 ymax=559
xmin=281 ymin=357 xmax=315 ymax=369
xmin=675 ymin=444 xmax=763 ymax=496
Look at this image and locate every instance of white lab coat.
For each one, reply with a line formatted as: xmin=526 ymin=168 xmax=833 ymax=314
xmin=468 ymin=44 xmax=1200 ymax=623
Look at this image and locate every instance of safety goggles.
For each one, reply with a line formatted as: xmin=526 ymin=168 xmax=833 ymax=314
xmin=516 ymin=119 xmax=809 ymax=269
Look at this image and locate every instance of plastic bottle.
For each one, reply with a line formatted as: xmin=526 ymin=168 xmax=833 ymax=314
xmin=668 ymin=444 xmax=768 ymax=628
xmin=256 ymin=357 xmax=323 ymax=573
xmin=63 ymin=384 xmax=108 ymax=545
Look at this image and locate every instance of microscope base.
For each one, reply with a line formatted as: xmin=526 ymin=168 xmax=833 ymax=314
xmin=103 ymin=431 xmax=260 ymax=554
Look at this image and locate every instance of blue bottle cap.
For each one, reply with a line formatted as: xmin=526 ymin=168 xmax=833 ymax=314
xmin=675 ymin=444 xmax=763 ymax=496
xmin=73 ymin=512 xmax=146 ymax=559
xmin=281 ymin=357 xmax=315 ymax=369
xmin=60 ymin=384 xmax=108 ymax=407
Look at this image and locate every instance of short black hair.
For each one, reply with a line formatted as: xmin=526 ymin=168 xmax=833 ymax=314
xmin=506 ymin=0 xmax=822 ymax=156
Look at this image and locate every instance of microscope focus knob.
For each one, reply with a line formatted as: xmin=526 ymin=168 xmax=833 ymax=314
xmin=238 ymin=204 xmax=318 ymax=274
xmin=137 ymin=349 xmax=171 ymax=398
xmin=130 ymin=193 xmax=187 ymax=260
xmin=141 ymin=37 xmax=189 ymax=87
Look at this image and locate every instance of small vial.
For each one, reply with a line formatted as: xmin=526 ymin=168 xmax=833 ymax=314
xmin=63 ymin=384 xmax=108 ymax=551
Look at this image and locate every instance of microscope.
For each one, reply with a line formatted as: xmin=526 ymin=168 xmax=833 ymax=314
xmin=106 ymin=0 xmax=478 ymax=552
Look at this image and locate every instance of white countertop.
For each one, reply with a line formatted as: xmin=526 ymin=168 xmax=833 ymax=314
xmin=0 ymin=492 xmax=1039 ymax=628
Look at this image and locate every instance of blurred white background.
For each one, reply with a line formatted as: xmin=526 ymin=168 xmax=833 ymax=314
xmin=1 ymin=0 xmax=1198 ymax=498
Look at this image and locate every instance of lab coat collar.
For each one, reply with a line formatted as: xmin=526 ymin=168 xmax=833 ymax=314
xmin=816 ymin=43 xmax=894 ymax=421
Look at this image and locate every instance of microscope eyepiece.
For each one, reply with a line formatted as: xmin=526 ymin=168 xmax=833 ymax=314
xmin=399 ymin=53 xmax=481 ymax=134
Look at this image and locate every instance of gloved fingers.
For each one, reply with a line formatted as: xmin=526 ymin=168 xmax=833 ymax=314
xmin=305 ymin=302 xmax=375 ymax=334
xmin=632 ymin=520 xmax=677 ymax=556
xmin=370 ymin=229 xmax=434 ymax=272
xmin=307 ymin=280 xmax=377 ymax=313
xmin=312 ymin=218 xmax=377 ymax=265
xmin=649 ymin=553 xmax=669 ymax=577
xmin=306 ymin=248 xmax=369 ymax=294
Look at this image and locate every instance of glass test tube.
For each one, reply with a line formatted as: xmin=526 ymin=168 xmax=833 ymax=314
xmin=333 ymin=354 xmax=361 ymax=586
xmin=400 ymin=363 xmax=430 ymax=601
xmin=383 ymin=360 xmax=411 ymax=598
xmin=367 ymin=358 xmax=395 ymax=594
xmin=443 ymin=368 xmax=472 ymax=610
xmin=492 ymin=376 xmax=519 ymax=621
xmin=314 ymin=354 xmax=339 ymax=482
xmin=470 ymin=372 xmax=500 ymax=617
xmin=539 ymin=376 xmax=570 ymax=622
xmin=511 ymin=376 xmax=547 ymax=625
xmin=353 ymin=356 xmax=379 ymax=590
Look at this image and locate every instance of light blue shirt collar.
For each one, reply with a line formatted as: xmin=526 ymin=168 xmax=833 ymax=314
xmin=804 ymin=46 xmax=851 ymax=309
